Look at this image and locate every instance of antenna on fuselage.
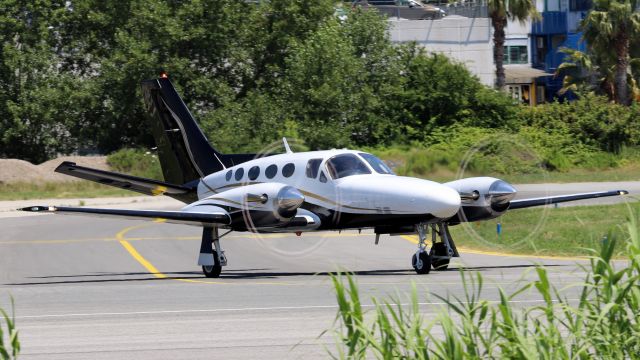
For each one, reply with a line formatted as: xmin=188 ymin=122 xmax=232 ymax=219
xmin=283 ymin=137 xmax=293 ymax=154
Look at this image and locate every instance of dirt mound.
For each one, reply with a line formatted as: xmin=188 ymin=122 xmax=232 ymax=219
xmin=0 ymin=156 xmax=110 ymax=184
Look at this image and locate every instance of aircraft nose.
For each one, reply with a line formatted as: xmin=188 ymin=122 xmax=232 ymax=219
xmin=429 ymin=185 xmax=461 ymax=219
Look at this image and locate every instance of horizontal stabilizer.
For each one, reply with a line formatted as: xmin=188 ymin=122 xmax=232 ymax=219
xmin=20 ymin=206 xmax=230 ymax=227
xmin=55 ymin=161 xmax=196 ymax=203
xmin=509 ymin=190 xmax=629 ymax=210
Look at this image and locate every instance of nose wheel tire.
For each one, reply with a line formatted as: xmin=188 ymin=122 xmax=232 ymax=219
xmin=202 ymin=250 xmax=222 ymax=278
xmin=429 ymin=243 xmax=450 ymax=271
xmin=412 ymin=252 xmax=431 ymax=274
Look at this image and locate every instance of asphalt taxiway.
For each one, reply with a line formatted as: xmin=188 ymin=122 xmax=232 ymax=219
xmin=1 ymin=180 xmax=636 ymax=358
xmin=1 ymin=209 xmax=604 ymax=359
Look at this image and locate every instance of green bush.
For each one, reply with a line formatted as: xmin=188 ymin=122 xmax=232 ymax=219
xmin=329 ymin=209 xmax=640 ymax=358
xmin=377 ymin=127 xmax=549 ymax=178
xmin=517 ymin=94 xmax=640 ymax=153
xmin=395 ymin=49 xmax=518 ymax=142
xmin=106 ymin=148 xmax=163 ymax=180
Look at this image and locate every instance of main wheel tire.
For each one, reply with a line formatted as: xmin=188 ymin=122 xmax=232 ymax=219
xmin=202 ymin=250 xmax=222 ymax=278
xmin=411 ymin=252 xmax=431 ymax=274
xmin=430 ymin=243 xmax=450 ymax=271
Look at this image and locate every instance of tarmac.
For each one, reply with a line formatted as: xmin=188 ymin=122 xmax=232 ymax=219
xmin=0 ymin=181 xmax=636 ymax=359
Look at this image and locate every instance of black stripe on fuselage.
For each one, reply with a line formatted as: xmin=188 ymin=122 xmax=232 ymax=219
xmin=212 ymin=202 xmax=437 ymax=232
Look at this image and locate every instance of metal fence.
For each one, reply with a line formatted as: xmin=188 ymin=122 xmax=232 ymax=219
xmin=353 ymin=0 xmax=489 ymax=19
xmin=438 ymin=1 xmax=488 ymax=18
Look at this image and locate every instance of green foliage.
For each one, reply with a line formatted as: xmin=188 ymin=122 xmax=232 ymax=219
xmin=106 ymin=148 xmax=162 ymax=180
xmin=283 ymin=8 xmax=404 ymax=149
xmin=0 ymin=298 xmax=20 ymax=360
xmin=518 ymin=94 xmax=640 ymax=153
xmin=0 ymin=0 xmax=521 ymax=160
xmin=451 ymin=202 xmax=634 ymax=257
xmin=1 ymin=0 xmax=639 ymax=170
xmin=555 ymin=47 xmax=617 ymax=99
xmin=0 ymin=181 xmax=131 ymax=200
xmin=329 ymin=208 xmax=640 ymax=358
xmin=0 ymin=1 xmax=95 ymax=163
xmin=581 ymin=0 xmax=640 ymax=104
xmin=395 ymin=47 xmax=517 ymax=141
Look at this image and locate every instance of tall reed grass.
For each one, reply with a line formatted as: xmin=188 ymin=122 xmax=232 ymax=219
xmin=0 ymin=298 xmax=19 ymax=360
xmin=330 ymin=210 xmax=640 ymax=359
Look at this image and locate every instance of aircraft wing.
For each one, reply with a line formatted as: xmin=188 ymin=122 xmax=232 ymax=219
xmin=55 ymin=161 xmax=196 ymax=203
xmin=508 ymin=190 xmax=629 ymax=210
xmin=20 ymin=206 xmax=230 ymax=227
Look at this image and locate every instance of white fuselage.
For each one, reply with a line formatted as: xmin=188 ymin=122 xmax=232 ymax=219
xmin=193 ymin=149 xmax=461 ymax=230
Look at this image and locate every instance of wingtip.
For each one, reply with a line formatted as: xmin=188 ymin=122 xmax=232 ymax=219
xmin=19 ymin=206 xmax=56 ymax=212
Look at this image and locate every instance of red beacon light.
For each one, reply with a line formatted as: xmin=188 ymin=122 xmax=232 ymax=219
xmin=160 ymin=72 xmax=168 ymax=79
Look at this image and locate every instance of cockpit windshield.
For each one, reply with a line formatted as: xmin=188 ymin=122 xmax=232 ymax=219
xmin=326 ymin=154 xmax=372 ymax=179
xmin=359 ymin=153 xmax=395 ymax=175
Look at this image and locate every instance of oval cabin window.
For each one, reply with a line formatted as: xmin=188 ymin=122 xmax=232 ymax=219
xmin=282 ymin=163 xmax=295 ymax=178
xmin=265 ymin=164 xmax=278 ymax=179
xmin=248 ymin=166 xmax=260 ymax=180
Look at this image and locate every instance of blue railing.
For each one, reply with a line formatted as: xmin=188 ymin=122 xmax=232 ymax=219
xmin=531 ymin=12 xmax=567 ymax=35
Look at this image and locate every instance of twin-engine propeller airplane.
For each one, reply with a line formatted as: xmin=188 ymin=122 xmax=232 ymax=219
xmin=22 ymin=76 xmax=629 ymax=277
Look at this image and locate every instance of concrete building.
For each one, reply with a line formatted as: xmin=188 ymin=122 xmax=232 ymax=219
xmin=531 ymin=0 xmax=591 ymax=97
xmin=503 ymin=17 xmax=550 ymax=105
xmin=387 ymin=0 xmax=574 ymax=105
xmin=388 ymin=16 xmax=495 ymax=86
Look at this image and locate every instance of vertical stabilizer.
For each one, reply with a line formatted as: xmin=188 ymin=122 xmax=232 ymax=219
xmin=141 ymin=77 xmax=255 ymax=185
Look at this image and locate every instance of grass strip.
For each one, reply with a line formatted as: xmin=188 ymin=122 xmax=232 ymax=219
xmin=0 ymin=182 xmax=133 ymax=201
xmin=450 ymin=202 xmax=635 ymax=258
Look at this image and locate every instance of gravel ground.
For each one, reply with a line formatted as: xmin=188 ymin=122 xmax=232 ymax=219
xmin=0 ymin=156 xmax=109 ymax=184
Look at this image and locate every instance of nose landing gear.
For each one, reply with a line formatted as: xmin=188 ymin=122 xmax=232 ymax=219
xmin=412 ymin=222 xmax=459 ymax=274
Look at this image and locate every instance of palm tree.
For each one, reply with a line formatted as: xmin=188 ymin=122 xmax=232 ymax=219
xmin=488 ymin=0 xmax=538 ymax=89
xmin=582 ymin=0 xmax=640 ymax=105
xmin=555 ymin=47 xmax=616 ymax=99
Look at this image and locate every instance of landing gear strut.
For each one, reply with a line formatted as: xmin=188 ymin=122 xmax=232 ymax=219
xmin=412 ymin=223 xmax=431 ymax=274
xmin=198 ymin=227 xmax=228 ymax=278
xmin=412 ymin=222 xmax=459 ymax=274
xmin=429 ymin=223 xmax=457 ymax=270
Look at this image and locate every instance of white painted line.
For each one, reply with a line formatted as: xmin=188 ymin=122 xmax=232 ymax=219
xmin=17 ymin=298 xmax=577 ymax=319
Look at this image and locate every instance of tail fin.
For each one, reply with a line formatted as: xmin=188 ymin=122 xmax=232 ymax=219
xmin=141 ymin=77 xmax=256 ymax=185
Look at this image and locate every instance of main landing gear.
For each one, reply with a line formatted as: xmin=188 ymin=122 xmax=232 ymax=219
xmin=411 ymin=222 xmax=459 ymax=274
xmin=198 ymin=227 xmax=229 ymax=278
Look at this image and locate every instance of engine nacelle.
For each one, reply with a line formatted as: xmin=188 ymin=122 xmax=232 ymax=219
xmin=189 ymin=183 xmax=305 ymax=228
xmin=444 ymin=177 xmax=517 ymax=223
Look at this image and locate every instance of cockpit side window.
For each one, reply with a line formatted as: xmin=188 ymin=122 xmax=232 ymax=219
xmin=358 ymin=153 xmax=395 ymax=175
xmin=319 ymin=171 xmax=328 ymax=183
xmin=326 ymin=154 xmax=372 ymax=179
xmin=305 ymin=158 xmax=323 ymax=179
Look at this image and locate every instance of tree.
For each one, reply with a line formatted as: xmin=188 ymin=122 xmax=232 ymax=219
xmin=488 ymin=0 xmax=538 ymax=89
xmin=396 ymin=45 xmax=517 ymax=139
xmin=281 ymin=8 xmax=409 ymax=149
xmin=582 ymin=0 xmax=640 ymax=105
xmin=555 ymin=48 xmax=616 ymax=99
xmin=0 ymin=0 xmax=95 ymax=163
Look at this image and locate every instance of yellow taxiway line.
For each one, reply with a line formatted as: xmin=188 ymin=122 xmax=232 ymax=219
xmin=400 ymin=235 xmax=591 ymax=261
xmin=3 ymin=224 xmax=593 ymax=262
xmin=114 ymin=220 xmax=297 ymax=285
xmin=0 ymin=231 xmax=369 ymax=246
xmin=116 ymin=223 xmax=167 ymax=279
